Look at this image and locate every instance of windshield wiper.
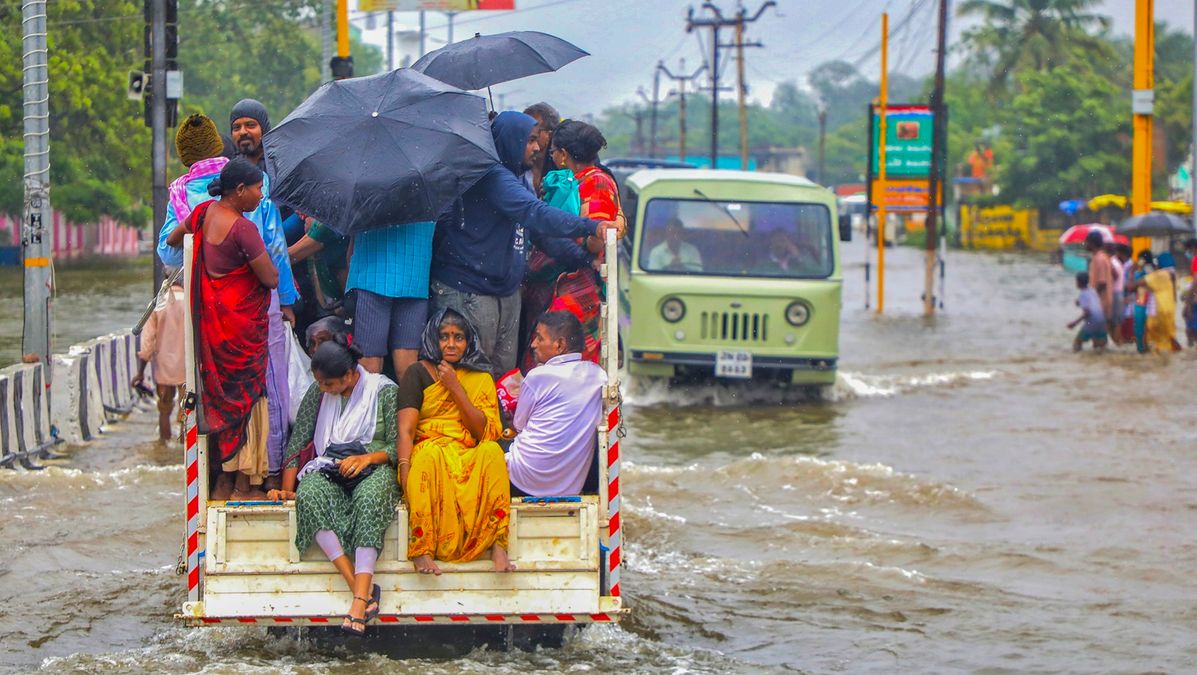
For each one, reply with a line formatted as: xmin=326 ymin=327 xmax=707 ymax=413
xmin=692 ymin=188 xmax=749 ymax=237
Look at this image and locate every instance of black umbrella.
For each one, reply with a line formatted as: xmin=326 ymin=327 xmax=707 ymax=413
xmin=1116 ymin=211 xmax=1195 ymax=238
xmin=410 ymin=31 xmax=589 ymax=95
xmin=262 ymin=68 xmax=498 ymax=236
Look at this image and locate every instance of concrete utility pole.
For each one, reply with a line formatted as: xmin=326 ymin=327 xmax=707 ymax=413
xmin=419 ymin=11 xmax=427 ymax=56
xmin=321 ymin=0 xmax=332 ymax=81
xmin=625 ymin=106 xmax=647 ymax=156
xmin=638 ymin=68 xmax=673 ymax=159
xmin=686 ymin=1 xmax=775 ymax=169
xmin=21 ymin=0 xmax=52 ymax=366
xmin=817 ymin=102 xmax=827 ymax=183
xmin=150 ymin=0 xmax=168 ymax=291
xmin=387 ymin=11 xmax=395 ymax=70
xmin=658 ymin=59 xmax=707 ymax=163
xmin=924 ymin=0 xmax=949 ymax=317
xmin=446 ymin=11 xmax=457 ymax=44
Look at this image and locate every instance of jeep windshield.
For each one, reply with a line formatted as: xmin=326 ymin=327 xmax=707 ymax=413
xmin=637 ymin=197 xmax=834 ymax=279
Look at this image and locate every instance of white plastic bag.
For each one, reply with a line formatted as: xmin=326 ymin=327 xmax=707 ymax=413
xmin=285 ymin=330 xmax=313 ymax=425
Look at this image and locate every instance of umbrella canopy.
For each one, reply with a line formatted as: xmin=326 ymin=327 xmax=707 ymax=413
xmin=262 ymin=68 xmax=498 ymax=236
xmin=1116 ymin=211 xmax=1195 ymax=238
xmin=1059 ymin=223 xmax=1112 ymax=246
xmin=410 ymin=31 xmax=589 ymax=91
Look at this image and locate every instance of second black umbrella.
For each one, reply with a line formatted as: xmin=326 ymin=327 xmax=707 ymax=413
xmin=410 ymin=30 xmax=589 ymax=92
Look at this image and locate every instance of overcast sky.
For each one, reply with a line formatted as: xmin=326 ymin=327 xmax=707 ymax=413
xmin=353 ymin=0 xmax=1193 ymax=118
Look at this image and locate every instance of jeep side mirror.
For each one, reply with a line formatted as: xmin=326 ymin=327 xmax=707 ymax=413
xmin=839 ymin=214 xmax=852 ymax=242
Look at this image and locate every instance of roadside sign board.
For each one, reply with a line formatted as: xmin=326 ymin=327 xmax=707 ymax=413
xmin=359 ymin=0 xmax=514 ymax=10
xmin=869 ymin=179 xmax=944 ymax=213
xmin=870 ymin=104 xmax=933 ymax=178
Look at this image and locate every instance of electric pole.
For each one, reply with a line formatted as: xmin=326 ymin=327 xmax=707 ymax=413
xmin=659 ymin=59 xmax=707 ymax=163
xmin=817 ymin=102 xmax=827 ymax=184
xmin=150 ymin=0 xmax=168 ymax=291
xmin=387 ymin=11 xmax=395 ymax=70
xmin=624 ymin=106 xmax=647 ymax=156
xmin=686 ymin=1 xmax=775 ymax=169
xmin=924 ymin=0 xmax=948 ymax=317
xmin=638 ymin=69 xmax=674 ymax=159
xmin=21 ymin=0 xmax=51 ymax=366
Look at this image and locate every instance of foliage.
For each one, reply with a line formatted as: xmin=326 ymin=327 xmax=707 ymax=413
xmin=958 ymin=0 xmax=1112 ymax=90
xmin=0 ymin=0 xmax=381 ymax=225
xmin=995 ymin=61 xmax=1130 ymax=207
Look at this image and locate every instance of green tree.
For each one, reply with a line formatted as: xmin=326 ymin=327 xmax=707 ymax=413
xmin=996 ymin=61 xmax=1130 ymax=208
xmin=958 ymin=0 xmax=1112 ymax=89
xmin=0 ymin=0 xmax=152 ymax=223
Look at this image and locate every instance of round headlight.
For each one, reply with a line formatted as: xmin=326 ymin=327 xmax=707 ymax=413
xmin=785 ymin=301 xmax=811 ymax=326
xmin=661 ymin=297 xmax=686 ymax=323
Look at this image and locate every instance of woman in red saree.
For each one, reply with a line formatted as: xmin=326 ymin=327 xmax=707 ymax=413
xmin=173 ymin=157 xmax=278 ymax=500
xmin=519 ymin=121 xmax=617 ymax=372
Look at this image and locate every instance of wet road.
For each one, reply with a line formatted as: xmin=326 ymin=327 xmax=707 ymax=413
xmin=1 ymin=242 xmax=1195 ymax=672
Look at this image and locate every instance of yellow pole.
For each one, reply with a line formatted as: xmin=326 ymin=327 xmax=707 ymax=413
xmin=1131 ymin=0 xmax=1153 ymax=256
xmin=877 ymin=13 xmax=888 ymax=314
xmin=337 ymin=0 xmax=350 ymax=58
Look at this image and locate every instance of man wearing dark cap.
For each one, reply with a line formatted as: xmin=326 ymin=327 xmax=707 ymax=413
xmin=230 ymin=98 xmax=271 ymax=169
xmin=225 ymin=99 xmax=301 ymax=488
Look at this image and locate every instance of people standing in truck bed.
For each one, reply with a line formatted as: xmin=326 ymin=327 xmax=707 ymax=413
xmin=268 ymin=338 xmax=400 ymax=636
xmin=397 ymin=309 xmax=514 ymax=575
xmin=177 ymin=158 xmax=278 ymax=500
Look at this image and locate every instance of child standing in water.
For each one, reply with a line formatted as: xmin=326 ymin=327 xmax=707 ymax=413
xmin=1069 ymin=271 xmax=1107 ymax=353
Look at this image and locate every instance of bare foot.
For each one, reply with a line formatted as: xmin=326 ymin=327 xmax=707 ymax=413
xmin=210 ymin=474 xmax=234 ymax=501
xmin=412 ymin=554 xmax=441 ymax=575
xmin=230 ymin=488 xmax=268 ymax=501
xmin=491 ymin=545 xmax=516 ymax=573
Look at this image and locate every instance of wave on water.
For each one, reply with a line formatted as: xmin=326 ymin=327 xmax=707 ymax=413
xmin=0 ymin=464 xmax=181 ymax=490
xmin=621 ymin=369 xmax=999 ymax=407
xmin=830 ymin=369 xmax=998 ymax=401
xmin=624 ymin=452 xmax=986 ymax=512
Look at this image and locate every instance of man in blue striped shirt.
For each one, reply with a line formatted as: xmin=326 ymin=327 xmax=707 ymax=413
xmin=347 ymin=222 xmax=436 ymax=378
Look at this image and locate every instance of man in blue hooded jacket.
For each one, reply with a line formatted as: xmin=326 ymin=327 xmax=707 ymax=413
xmin=430 ymin=111 xmax=621 ymax=376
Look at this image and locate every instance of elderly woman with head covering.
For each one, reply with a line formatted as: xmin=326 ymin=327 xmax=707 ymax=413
xmin=397 ymin=309 xmax=514 ymax=576
xmin=268 ymin=339 xmax=399 ymax=636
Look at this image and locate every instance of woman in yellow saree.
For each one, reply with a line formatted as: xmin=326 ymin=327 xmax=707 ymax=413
xmin=1143 ymin=266 xmax=1179 ymax=353
xmin=397 ymin=308 xmax=514 ymax=575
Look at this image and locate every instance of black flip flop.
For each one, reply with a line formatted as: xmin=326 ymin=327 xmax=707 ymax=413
xmin=340 ymin=614 xmax=366 ymax=636
xmin=365 ymin=584 xmax=381 ymax=622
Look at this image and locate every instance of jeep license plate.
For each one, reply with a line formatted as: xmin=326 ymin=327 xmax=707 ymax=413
xmin=715 ymin=350 xmax=753 ymax=379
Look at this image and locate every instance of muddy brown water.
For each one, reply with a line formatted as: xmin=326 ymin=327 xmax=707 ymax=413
xmin=1 ymin=243 xmax=1194 ymax=673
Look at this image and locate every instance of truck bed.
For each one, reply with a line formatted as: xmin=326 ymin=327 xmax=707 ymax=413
xmin=180 ymin=496 xmax=623 ymax=625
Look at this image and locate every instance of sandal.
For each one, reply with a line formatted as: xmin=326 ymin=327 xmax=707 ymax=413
xmin=340 ymin=593 xmax=372 ymax=635
xmin=340 ymin=615 xmax=366 ymax=636
xmin=365 ymin=584 xmax=381 ymax=622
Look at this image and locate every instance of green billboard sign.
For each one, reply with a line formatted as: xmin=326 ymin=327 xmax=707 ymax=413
xmin=870 ymin=104 xmax=934 ymax=178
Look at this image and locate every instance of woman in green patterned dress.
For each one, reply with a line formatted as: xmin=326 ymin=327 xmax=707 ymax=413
xmin=266 ymin=340 xmax=398 ymax=636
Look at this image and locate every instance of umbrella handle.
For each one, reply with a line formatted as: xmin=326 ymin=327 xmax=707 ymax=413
xmin=487 ymin=86 xmax=494 ymax=112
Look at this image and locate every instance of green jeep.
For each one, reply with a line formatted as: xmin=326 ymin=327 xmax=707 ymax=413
xmin=618 ymin=169 xmax=843 ymax=386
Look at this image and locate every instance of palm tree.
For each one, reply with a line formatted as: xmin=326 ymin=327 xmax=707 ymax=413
xmin=958 ymin=0 xmax=1112 ymax=89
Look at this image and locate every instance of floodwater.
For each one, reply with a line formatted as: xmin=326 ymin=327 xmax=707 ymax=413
xmin=1 ymin=241 xmax=1195 ymax=673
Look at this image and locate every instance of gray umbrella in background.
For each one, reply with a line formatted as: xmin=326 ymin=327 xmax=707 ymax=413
xmin=1116 ymin=211 xmax=1195 ymax=238
xmin=411 ymin=31 xmax=589 ymax=106
xmin=262 ymin=68 xmax=497 ymax=236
